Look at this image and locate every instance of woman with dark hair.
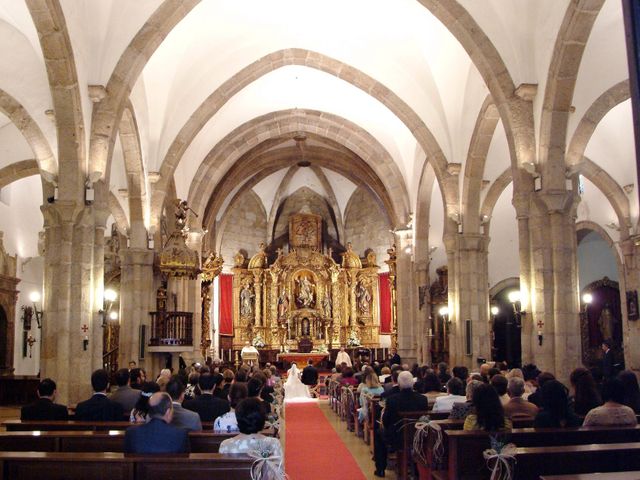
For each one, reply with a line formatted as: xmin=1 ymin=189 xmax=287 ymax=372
xmin=618 ymin=370 xmax=640 ymax=413
xmin=463 ymin=383 xmax=512 ymax=431
xmin=339 ymin=367 xmax=358 ymax=387
xmin=420 ymin=372 xmax=446 ymax=405
xmin=219 ymin=398 xmax=283 ymax=458
xmin=534 ymin=380 xmax=582 ymax=428
xmin=214 ymin=382 xmax=248 ymax=433
xmin=583 ymin=378 xmax=638 ymax=426
xmin=129 ymin=381 xmax=160 ymax=423
xmin=569 ymin=367 xmax=602 ymax=415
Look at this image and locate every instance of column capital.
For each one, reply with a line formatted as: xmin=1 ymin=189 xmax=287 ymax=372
xmin=119 ymin=247 xmax=155 ymax=266
xmin=536 ymin=189 xmax=578 ymax=215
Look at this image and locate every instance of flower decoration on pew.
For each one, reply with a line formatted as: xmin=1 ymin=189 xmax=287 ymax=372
xmin=248 ymin=441 xmax=287 ymax=480
xmin=483 ymin=435 xmax=517 ymax=480
xmin=410 ymin=415 xmax=444 ymax=468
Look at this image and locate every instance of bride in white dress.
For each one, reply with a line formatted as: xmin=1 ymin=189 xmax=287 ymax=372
xmin=283 ymin=363 xmax=311 ymax=401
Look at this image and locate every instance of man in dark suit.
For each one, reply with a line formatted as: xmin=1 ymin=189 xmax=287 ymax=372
xmin=167 ymin=376 xmax=202 ymax=432
xmin=374 ymin=371 xmax=427 ymax=477
xmin=124 ymin=392 xmax=190 ymax=453
xmin=301 ymin=359 xmax=319 ymax=386
xmin=21 ymin=378 xmax=69 ymax=421
xmin=388 ymin=348 xmax=401 ymax=366
xmin=109 ymin=368 xmax=141 ymax=413
xmin=602 ymin=339 xmax=615 ymax=379
xmin=381 ymin=367 xmax=401 ymax=398
xmin=75 ymin=369 xmax=125 ymax=421
xmin=183 ymin=373 xmax=230 ymax=422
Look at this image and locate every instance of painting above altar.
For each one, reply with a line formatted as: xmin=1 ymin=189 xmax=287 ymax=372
xmin=230 ymin=211 xmax=383 ymax=351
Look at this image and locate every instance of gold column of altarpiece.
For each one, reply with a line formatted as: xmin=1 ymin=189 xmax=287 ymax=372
xmin=230 ymin=212 xmax=382 ymax=351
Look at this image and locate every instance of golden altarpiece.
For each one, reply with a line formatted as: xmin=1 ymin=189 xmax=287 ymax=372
xmin=231 ymin=212 xmax=381 ymax=351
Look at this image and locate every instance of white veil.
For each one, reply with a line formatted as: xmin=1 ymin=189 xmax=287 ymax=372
xmin=285 ymin=363 xmax=300 ymax=387
xmin=283 ymin=362 xmax=311 ymax=400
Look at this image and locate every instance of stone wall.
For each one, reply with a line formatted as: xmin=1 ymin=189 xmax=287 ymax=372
xmin=220 ymin=191 xmax=268 ymax=265
xmin=344 ymin=187 xmax=393 ymax=268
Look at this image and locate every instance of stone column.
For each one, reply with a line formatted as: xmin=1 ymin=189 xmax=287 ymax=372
xmin=620 ymin=238 xmax=640 ymax=372
xmin=118 ymin=248 xmax=154 ymax=369
xmin=513 ymin=191 xmax=534 ymax=363
xmin=414 ymin=259 xmax=430 ymax=365
xmin=443 ymin=233 xmax=460 ymax=365
xmin=456 ymin=233 xmax=491 ymax=369
xmin=395 ymin=232 xmax=416 ymax=364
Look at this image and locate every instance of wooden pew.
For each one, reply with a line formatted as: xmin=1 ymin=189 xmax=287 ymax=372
xmin=2 ymin=420 xmax=218 ymax=431
xmin=0 ymin=451 xmax=254 ymax=480
xmin=0 ymin=430 xmax=263 ymax=453
xmin=441 ymin=426 xmax=640 ymax=480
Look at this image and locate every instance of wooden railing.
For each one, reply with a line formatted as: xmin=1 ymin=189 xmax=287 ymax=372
xmin=102 ymin=347 xmax=119 ymax=375
xmin=148 ymin=311 xmax=193 ymax=346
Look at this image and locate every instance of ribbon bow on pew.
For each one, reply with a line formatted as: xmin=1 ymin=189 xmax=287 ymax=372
xmin=248 ymin=443 xmax=287 ymax=480
xmin=482 ymin=441 xmax=517 ymax=480
xmin=410 ymin=416 xmax=444 ymax=467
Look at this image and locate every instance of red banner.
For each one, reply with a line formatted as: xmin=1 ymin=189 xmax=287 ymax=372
xmin=218 ymin=274 xmax=233 ymax=336
xmin=379 ymin=272 xmax=391 ymax=333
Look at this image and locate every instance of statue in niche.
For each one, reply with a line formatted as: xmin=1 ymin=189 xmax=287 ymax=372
xmin=296 ymin=275 xmax=315 ymax=308
xmin=356 ymin=280 xmax=372 ymax=316
xmin=278 ymin=290 xmax=289 ymax=319
xmin=322 ymin=294 xmax=332 ymax=318
xmin=240 ymin=281 xmax=255 ymax=318
xmin=598 ymin=304 xmax=614 ymax=342
xmin=302 ymin=317 xmax=311 ymax=337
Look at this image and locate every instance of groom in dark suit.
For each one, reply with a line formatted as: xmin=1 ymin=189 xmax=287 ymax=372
xmin=124 ymin=392 xmax=190 ymax=453
xmin=301 ymin=359 xmax=319 ymax=386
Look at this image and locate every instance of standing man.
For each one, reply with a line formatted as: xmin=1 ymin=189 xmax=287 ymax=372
xmin=335 ymin=346 xmax=352 ymax=367
xmin=124 ymin=392 xmax=190 ymax=453
xmin=301 ymin=359 xmax=319 ymax=387
xmin=21 ymin=378 xmax=69 ymax=421
xmin=388 ymin=348 xmax=401 ymax=366
xmin=602 ymin=339 xmax=615 ymax=379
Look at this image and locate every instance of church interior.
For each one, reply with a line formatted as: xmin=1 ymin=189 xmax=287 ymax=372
xmin=1 ymin=0 xmax=640 ymax=478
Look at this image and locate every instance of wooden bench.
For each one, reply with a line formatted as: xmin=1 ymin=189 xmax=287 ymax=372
xmin=0 ymin=430 xmax=273 ymax=453
xmin=540 ymin=473 xmax=640 ymax=480
xmin=439 ymin=427 xmax=640 ymax=480
xmin=2 ymin=420 xmax=217 ymax=431
xmin=0 ymin=451 xmax=254 ymax=480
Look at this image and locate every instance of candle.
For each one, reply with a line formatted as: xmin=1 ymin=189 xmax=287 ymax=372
xmin=429 ymin=328 xmax=433 ymax=336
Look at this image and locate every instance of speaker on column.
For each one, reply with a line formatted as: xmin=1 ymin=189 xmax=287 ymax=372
xmin=465 ymin=319 xmax=472 ymax=356
xmin=139 ymin=325 xmax=146 ymax=360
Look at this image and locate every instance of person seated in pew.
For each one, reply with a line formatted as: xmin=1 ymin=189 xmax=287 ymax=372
xmin=374 ymin=371 xmax=428 ymax=478
xmin=215 ymin=382 xmax=248 ymax=433
xmin=380 ymin=367 xmax=402 ymax=399
xmin=583 ymin=378 xmax=638 ymax=427
xmin=569 ymin=367 xmax=602 ymax=416
xmin=463 ymin=383 xmax=512 ymax=431
xmin=129 ymin=368 xmax=146 ymax=390
xmin=166 ymin=376 xmax=202 ymax=432
xmin=75 ymin=369 xmax=125 ymax=421
xmin=618 ymin=370 xmax=640 ymax=414
xmin=533 ymin=380 xmax=582 ymax=428
xmin=452 ymin=365 xmax=469 ymax=384
xmin=503 ymin=377 xmax=539 ymax=419
xmin=130 ymin=381 xmax=160 ymax=423
xmin=183 ymin=373 xmax=230 ymax=423
xmin=110 ymin=368 xmax=141 ymax=413
xmin=219 ymin=398 xmax=283 ymax=459
xmin=378 ymin=366 xmax=391 ymax=384
xmin=124 ymin=392 xmax=190 ymax=454
xmin=432 ymin=377 xmax=467 ymax=413
xmin=450 ymin=379 xmax=483 ymax=420
xmin=527 ymin=371 xmax=555 ymax=407
xmin=358 ymin=370 xmax=384 ymax=423
xmin=491 ymin=374 xmax=510 ymax=406
xmin=21 ymin=378 xmax=69 ymax=421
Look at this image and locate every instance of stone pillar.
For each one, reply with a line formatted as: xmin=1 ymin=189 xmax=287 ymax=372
xmin=118 ymin=248 xmax=154 ymax=369
xmin=443 ymin=233 xmax=460 ymax=366
xmin=620 ymin=238 xmax=640 ymax=372
xmin=414 ymin=259 xmax=430 ymax=365
xmin=41 ymin=201 xmax=105 ymax=404
xmin=395 ymin=232 xmax=416 ymax=364
xmin=513 ymin=192 xmax=534 ymax=363
xmin=455 ymin=233 xmax=491 ymax=369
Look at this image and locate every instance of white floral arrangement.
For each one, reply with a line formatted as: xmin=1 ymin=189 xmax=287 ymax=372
xmin=347 ymin=330 xmax=361 ymax=347
xmin=252 ymin=335 xmax=265 ymax=348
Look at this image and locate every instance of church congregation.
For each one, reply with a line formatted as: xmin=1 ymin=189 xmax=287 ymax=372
xmin=2 ymin=0 xmax=640 ymax=478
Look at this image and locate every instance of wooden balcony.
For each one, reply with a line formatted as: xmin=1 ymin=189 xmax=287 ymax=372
xmin=148 ymin=311 xmax=193 ymax=351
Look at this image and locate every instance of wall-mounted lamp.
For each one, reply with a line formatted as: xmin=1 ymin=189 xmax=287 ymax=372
xmin=490 ymin=305 xmax=499 ymax=316
xmin=23 ymin=292 xmax=43 ymax=329
xmin=83 ymin=336 xmax=89 ymax=351
xmin=508 ymin=290 xmax=525 ymax=328
xmin=84 ymin=171 xmax=102 ymax=205
xmin=99 ymin=288 xmax=118 ymax=327
xmin=439 ymin=305 xmax=451 ymax=326
xmin=147 ymin=233 xmax=155 ymax=250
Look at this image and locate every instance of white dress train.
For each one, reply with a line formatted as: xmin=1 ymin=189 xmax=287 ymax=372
xmin=283 ymin=364 xmax=311 ymax=400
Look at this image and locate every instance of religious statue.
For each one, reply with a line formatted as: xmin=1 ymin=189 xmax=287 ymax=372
xmin=322 ymin=294 xmax=332 ymax=318
xmin=356 ymin=280 xmax=372 ymax=316
xmin=598 ymin=304 xmax=614 ymax=342
xmin=175 ymin=199 xmax=197 ymax=228
xmin=296 ymin=276 xmax=315 ymax=308
xmin=302 ymin=317 xmax=311 ymax=336
xmin=278 ymin=290 xmax=289 ymax=318
xmin=240 ymin=282 xmax=255 ymax=317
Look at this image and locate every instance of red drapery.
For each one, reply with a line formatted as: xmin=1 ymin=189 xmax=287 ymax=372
xmin=219 ymin=274 xmax=233 ymax=336
xmin=379 ymin=272 xmax=391 ymax=334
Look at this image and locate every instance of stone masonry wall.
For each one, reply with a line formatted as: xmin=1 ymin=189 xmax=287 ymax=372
xmin=220 ymin=191 xmax=268 ymax=265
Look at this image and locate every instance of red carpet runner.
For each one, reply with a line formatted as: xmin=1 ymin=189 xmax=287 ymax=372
xmin=285 ymin=402 xmax=366 ymax=479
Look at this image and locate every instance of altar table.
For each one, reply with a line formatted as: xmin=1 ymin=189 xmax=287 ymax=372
xmin=276 ymin=352 xmax=328 ymax=368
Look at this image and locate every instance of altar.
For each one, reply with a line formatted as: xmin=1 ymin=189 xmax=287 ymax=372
xmin=277 ymin=352 xmax=328 ymax=368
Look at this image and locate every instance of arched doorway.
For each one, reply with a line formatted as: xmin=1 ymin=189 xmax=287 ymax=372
xmin=490 ymin=282 xmax=522 ymax=368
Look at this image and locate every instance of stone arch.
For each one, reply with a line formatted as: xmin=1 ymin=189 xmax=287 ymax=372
xmin=414 ymin=162 xmax=437 ymax=265
xmin=576 ymin=220 xmax=623 ymax=267
xmin=186 ymin=110 xmax=406 ymax=230
xmin=538 ymin=0 xmax=605 ymax=188
xmin=489 ymin=277 xmax=520 ymax=297
xmin=266 ymin=166 xmax=299 ymax=242
xmin=462 ymin=95 xmax=500 ymax=233
xmin=272 ymin=186 xmax=337 ymax=244
xmin=0 ymin=160 xmax=39 ymax=190
xmin=480 ymin=168 xmax=513 ymax=223
xmin=27 ymin=0 xmax=85 ymax=198
xmin=118 ymin=102 xmax=148 ymax=246
xmin=150 ymin=49 xmax=452 ymax=222
xmin=566 ymin=80 xmax=630 ymax=166
xmin=107 ymin=192 xmax=130 ymax=235
xmin=309 ymin=165 xmax=345 ymax=244
xmin=0 ymin=89 xmax=56 ymax=176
